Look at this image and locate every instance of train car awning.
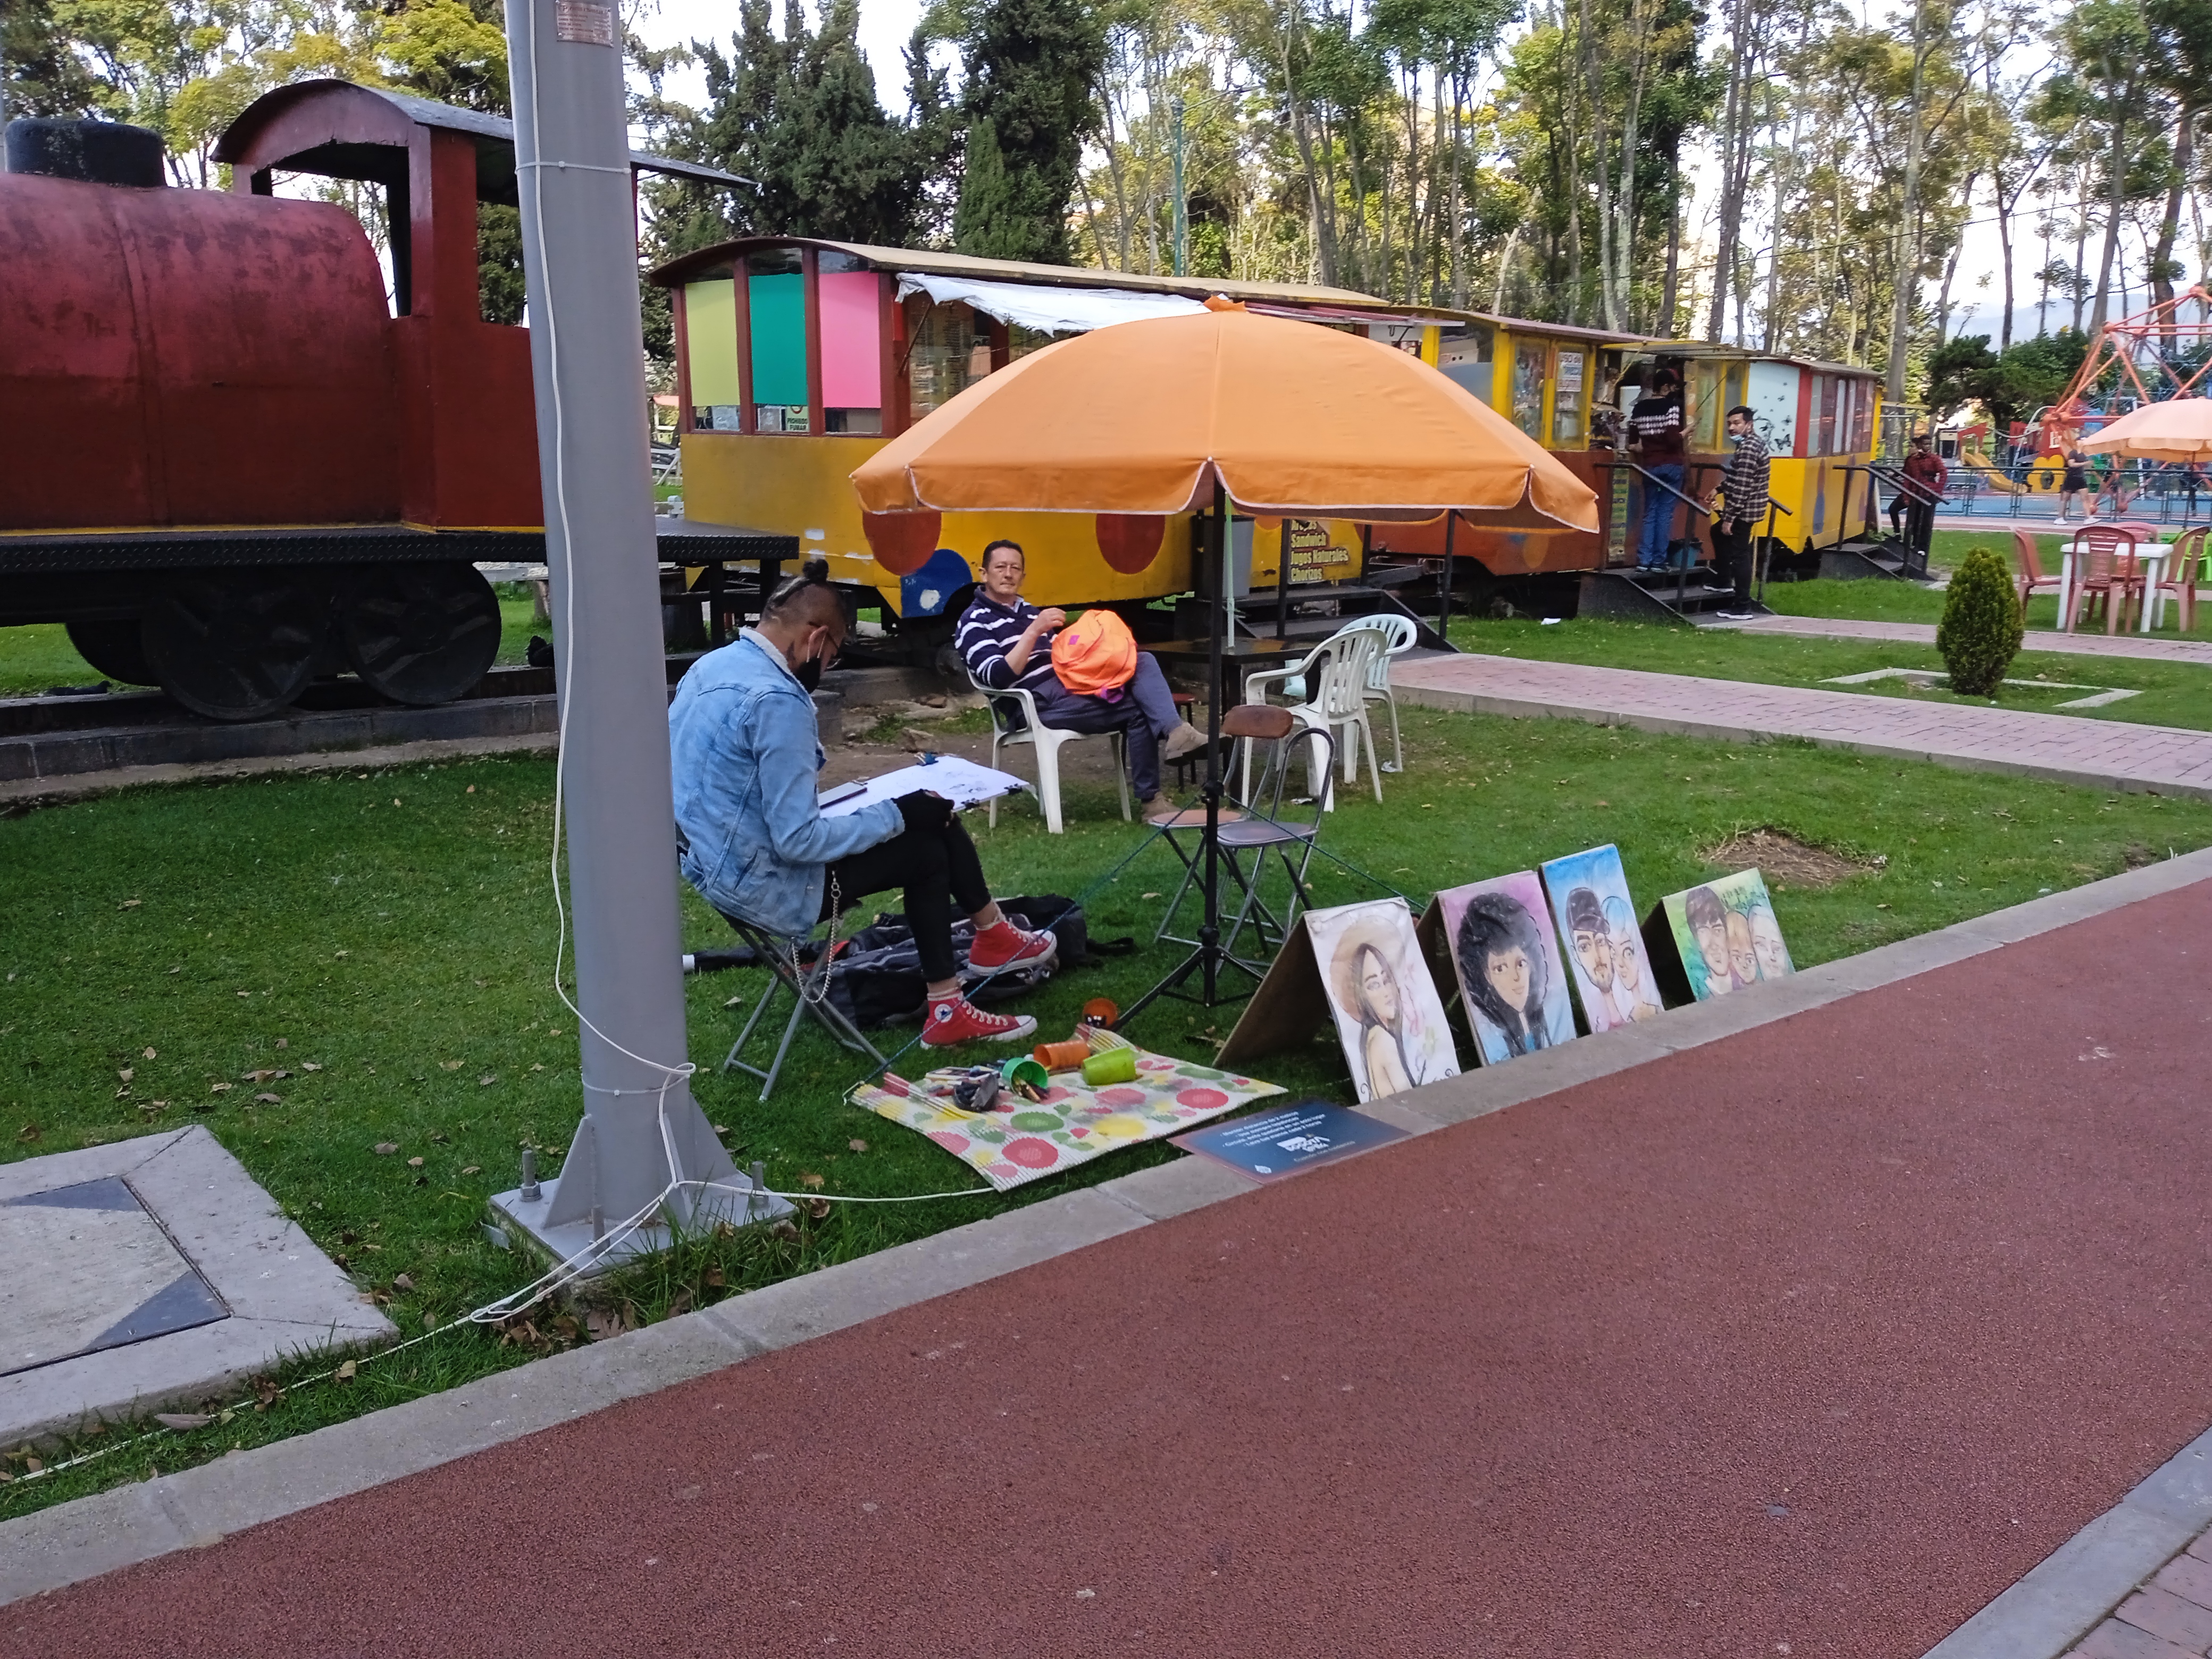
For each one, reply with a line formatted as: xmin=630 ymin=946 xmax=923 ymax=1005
xmin=895 ymin=274 xmax=1208 ymax=336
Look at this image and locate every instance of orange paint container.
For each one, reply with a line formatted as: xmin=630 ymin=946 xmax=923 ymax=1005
xmin=1033 ymin=1039 xmax=1090 ymax=1072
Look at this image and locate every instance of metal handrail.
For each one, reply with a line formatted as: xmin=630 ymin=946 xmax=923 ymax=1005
xmin=1595 ymin=458 xmax=1714 ymax=518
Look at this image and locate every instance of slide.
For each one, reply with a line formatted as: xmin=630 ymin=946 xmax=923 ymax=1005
xmin=1955 ymin=440 xmax=2030 ymax=493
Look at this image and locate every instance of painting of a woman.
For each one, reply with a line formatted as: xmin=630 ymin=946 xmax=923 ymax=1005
xmin=1436 ymin=873 xmax=1580 ymax=1067
xmin=1308 ymin=900 xmax=1460 ymax=1103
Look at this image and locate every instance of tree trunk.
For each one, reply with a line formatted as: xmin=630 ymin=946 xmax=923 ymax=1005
xmin=2088 ymin=108 xmax=2129 ymax=337
xmin=1279 ymin=16 xmax=1337 ymax=288
xmin=2151 ymin=109 xmax=2192 ymax=353
xmin=1706 ymin=0 xmax=1746 ymax=340
xmin=1884 ymin=0 xmax=1930 ymax=405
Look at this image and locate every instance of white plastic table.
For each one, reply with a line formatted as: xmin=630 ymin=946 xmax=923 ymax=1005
xmin=2057 ymin=534 xmax=2169 ymax=633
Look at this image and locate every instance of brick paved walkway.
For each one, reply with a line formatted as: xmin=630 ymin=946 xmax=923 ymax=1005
xmin=1389 ymin=651 xmax=2212 ymax=798
xmin=1723 ymin=614 xmax=2212 ymax=667
xmin=2071 ymin=1529 xmax=2212 ymax=1657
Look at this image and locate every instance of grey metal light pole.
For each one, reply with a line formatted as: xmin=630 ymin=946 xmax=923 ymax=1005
xmin=491 ymin=0 xmax=770 ymax=1263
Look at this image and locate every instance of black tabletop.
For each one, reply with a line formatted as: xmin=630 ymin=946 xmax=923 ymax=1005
xmin=1145 ymin=636 xmax=1313 ymax=663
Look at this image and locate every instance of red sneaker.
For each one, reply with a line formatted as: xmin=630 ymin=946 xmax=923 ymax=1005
xmin=967 ymin=919 xmax=1059 ymax=974
xmin=920 ymin=995 xmax=1038 ymax=1048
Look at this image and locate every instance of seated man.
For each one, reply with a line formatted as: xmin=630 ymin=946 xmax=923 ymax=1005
xmin=670 ymin=559 xmax=1056 ymax=1048
xmin=956 ymin=538 xmax=1206 ymax=823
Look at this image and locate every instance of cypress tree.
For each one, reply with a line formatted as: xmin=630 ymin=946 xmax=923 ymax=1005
xmin=949 ymin=0 xmax=1107 ymax=263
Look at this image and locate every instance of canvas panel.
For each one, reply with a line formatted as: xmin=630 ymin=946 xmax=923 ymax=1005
xmin=1657 ymin=868 xmax=1794 ymax=1001
xmin=1303 ymin=898 xmax=1460 ymax=1103
xmin=1434 ymin=873 xmax=1579 ymax=1066
xmin=1539 ymin=844 xmax=1665 ymax=1033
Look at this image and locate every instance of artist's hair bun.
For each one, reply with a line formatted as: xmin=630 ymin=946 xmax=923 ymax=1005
xmin=801 ymin=555 xmax=830 ymax=583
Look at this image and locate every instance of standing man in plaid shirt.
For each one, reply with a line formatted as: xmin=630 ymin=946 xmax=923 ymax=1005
xmin=1709 ymin=406 xmax=1770 ymax=621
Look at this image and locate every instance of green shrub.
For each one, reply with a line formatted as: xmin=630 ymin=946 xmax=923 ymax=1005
xmin=1937 ymin=547 xmax=2025 ymax=698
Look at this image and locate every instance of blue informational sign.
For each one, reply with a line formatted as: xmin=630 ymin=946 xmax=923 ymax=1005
xmin=1172 ymin=1101 xmax=1407 ymax=1182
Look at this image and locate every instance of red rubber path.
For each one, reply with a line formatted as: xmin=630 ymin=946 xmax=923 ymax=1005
xmin=11 ymin=885 xmax=2212 ymax=1657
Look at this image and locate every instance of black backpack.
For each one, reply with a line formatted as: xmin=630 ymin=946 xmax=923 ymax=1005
xmin=825 ymin=894 xmax=1124 ymax=1029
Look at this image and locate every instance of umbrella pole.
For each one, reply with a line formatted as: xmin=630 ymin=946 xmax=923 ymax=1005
xmin=1203 ymin=479 xmax=1227 ymax=1004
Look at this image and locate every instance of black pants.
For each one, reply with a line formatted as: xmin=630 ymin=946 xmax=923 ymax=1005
xmin=822 ymin=817 xmax=989 ymax=983
xmin=1904 ymin=498 xmax=1936 ymax=558
xmin=1713 ymin=521 xmax=1756 ymax=606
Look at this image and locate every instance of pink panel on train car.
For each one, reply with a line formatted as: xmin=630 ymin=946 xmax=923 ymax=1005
xmin=819 ymin=273 xmax=883 ymax=411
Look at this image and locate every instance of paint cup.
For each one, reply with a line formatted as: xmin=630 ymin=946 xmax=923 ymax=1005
xmin=1000 ymin=1057 xmax=1051 ymax=1097
xmin=1080 ymin=998 xmax=1119 ymax=1028
xmin=1033 ymin=1038 xmax=1090 ymax=1072
xmin=1079 ymin=1047 xmax=1137 ymax=1087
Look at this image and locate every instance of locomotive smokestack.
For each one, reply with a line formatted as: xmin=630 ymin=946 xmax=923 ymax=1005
xmin=4 ymin=118 xmax=165 ymax=187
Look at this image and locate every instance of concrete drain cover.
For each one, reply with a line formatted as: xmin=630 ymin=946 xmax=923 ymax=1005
xmin=0 ymin=1127 xmax=394 ymax=1448
xmin=1 ymin=1176 xmax=228 ymax=1378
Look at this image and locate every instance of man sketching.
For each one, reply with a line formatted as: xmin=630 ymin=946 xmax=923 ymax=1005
xmin=670 ymin=560 xmax=1057 ymax=1048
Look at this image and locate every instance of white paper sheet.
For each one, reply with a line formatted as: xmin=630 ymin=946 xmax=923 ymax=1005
xmin=820 ymin=756 xmax=1030 ymax=818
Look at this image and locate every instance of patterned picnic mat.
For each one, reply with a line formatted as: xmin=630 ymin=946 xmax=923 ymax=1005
xmin=850 ymin=1031 xmax=1283 ymax=1193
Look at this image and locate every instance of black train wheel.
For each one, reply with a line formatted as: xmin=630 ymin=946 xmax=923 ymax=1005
xmin=340 ymin=562 xmax=502 ymax=706
xmin=143 ymin=575 xmax=320 ymax=720
xmin=64 ymin=617 xmax=156 ymax=685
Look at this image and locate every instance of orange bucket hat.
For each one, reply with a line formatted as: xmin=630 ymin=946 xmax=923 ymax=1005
xmin=1050 ymin=607 xmax=1138 ymax=696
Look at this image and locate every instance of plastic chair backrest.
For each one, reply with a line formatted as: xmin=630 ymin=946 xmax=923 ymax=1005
xmin=966 ymin=665 xmax=1031 ymax=738
xmin=2078 ymin=526 xmax=2138 ymax=586
xmin=2166 ymin=525 xmax=2208 ymax=584
xmin=1314 ymin=627 xmax=1388 ymax=720
xmin=2011 ymin=529 xmax=2047 ymax=584
xmin=1360 ymin=614 xmax=1419 ymax=690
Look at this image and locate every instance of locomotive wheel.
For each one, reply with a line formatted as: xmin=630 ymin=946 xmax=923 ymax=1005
xmin=64 ymin=617 xmax=156 ymax=686
xmin=339 ymin=562 xmax=502 ymax=706
xmin=143 ymin=576 xmax=320 ymax=721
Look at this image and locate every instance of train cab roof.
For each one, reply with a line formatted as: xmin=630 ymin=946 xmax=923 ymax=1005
xmin=215 ymin=78 xmax=746 ymax=203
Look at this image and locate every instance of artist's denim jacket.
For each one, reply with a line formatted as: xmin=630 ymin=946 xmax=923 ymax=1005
xmin=668 ymin=630 xmax=901 ymax=936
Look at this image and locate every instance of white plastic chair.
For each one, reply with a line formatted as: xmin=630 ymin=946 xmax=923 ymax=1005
xmin=1240 ymin=623 xmax=1390 ymax=808
xmin=968 ymin=669 xmax=1130 ymax=835
xmin=1361 ymin=613 xmax=1419 ymax=772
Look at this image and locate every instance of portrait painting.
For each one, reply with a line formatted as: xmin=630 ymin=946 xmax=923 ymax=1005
xmin=1435 ymin=873 xmax=1578 ymax=1066
xmin=1305 ymin=898 xmax=1460 ymax=1103
xmin=1657 ymin=869 xmax=1794 ymax=1001
xmin=1539 ymin=845 xmax=1662 ymax=1033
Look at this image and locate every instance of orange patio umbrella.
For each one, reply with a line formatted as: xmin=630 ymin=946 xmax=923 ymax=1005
xmin=851 ymin=301 xmax=1598 ymax=1017
xmin=2076 ymin=396 xmax=2212 ymax=465
xmin=853 ymin=301 xmax=1598 ymax=530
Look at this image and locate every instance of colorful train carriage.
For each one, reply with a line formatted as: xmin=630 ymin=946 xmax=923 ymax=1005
xmin=648 ymin=238 xmax=1471 ymax=644
xmin=1371 ymin=328 xmax=1884 ymax=580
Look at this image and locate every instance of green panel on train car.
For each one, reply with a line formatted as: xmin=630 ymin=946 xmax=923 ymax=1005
xmin=749 ymin=274 xmax=807 ymax=407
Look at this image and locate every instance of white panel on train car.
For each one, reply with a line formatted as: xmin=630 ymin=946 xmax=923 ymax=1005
xmin=1745 ymin=361 xmax=1797 ymax=453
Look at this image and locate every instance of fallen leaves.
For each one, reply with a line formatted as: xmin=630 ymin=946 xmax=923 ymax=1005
xmin=806 ymin=1196 xmax=832 ymax=1220
xmin=208 ymin=1080 xmax=232 ymax=1094
xmin=334 ymin=1359 xmax=357 ymax=1381
xmin=439 ymin=1060 xmax=463 ymax=1071
xmin=118 ymin=1067 xmax=133 ymax=1083
xmin=406 ymin=1156 xmax=424 ymax=1168
xmin=373 ymin=1142 xmax=399 ymax=1155
xmin=799 ymin=1171 xmax=824 ymax=1189
xmin=477 ymin=1074 xmax=496 ymax=1087
xmin=254 ymin=1093 xmax=281 ymax=1104
xmin=848 ymin=1138 xmax=869 ymax=1153
xmin=460 ymin=1164 xmax=481 ymax=1176
xmin=392 ymin=1273 xmax=414 ymax=1291
xmin=15 ymin=1124 xmax=37 ymax=1143
xmin=143 ymin=1048 xmax=156 ymax=1059
xmin=154 ymin=1412 xmax=212 ymax=1430
xmin=119 ymin=898 xmax=141 ymax=910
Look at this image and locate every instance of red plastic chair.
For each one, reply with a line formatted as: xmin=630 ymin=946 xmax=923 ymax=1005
xmin=2066 ymin=526 xmax=2143 ymax=634
xmin=2012 ymin=529 xmax=2063 ymax=617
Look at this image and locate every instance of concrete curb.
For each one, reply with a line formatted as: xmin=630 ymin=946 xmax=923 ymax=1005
xmin=6 ymin=849 xmax=2212 ymax=1612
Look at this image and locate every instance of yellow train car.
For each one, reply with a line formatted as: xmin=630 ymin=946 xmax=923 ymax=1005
xmin=647 ymin=237 xmax=1463 ymax=652
xmin=1370 ymin=331 xmax=1885 ymax=584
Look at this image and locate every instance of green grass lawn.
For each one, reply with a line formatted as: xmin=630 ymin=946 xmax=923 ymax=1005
xmin=1447 ymin=611 xmax=2212 ymax=730
xmin=0 ymin=590 xmax=549 ymax=700
xmin=5 ymin=708 xmax=2209 ymax=1512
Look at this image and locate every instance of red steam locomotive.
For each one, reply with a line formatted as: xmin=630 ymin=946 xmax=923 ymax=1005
xmin=0 ymin=79 xmax=750 ymax=719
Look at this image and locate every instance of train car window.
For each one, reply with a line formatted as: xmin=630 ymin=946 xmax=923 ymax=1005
xmin=1815 ymin=373 xmax=1840 ymax=455
xmin=1009 ymin=324 xmax=1053 ymax=362
xmin=819 ymin=249 xmax=869 ymax=274
xmin=820 ymin=270 xmax=882 ymax=435
xmin=749 ymin=271 xmax=808 ymax=431
xmin=1438 ymin=325 xmax=1494 ymax=405
xmin=909 ymin=301 xmax=981 ymax=417
xmin=1551 ymin=349 xmax=1586 ymax=445
xmin=1849 ymin=381 xmax=1874 ymax=453
xmin=1510 ymin=342 xmax=1546 ymax=438
xmin=477 ymin=204 xmax=525 ymax=324
xmin=1723 ymin=361 xmax=1748 ymax=422
xmin=1688 ymin=361 xmax=1723 ymax=451
xmin=682 ymin=275 xmax=741 ymax=430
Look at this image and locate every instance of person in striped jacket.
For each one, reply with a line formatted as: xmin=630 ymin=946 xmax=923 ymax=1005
xmin=956 ymin=539 xmax=1206 ymax=823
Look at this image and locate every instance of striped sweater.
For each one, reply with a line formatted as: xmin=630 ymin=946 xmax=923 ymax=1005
xmin=956 ymin=592 xmax=1055 ymax=692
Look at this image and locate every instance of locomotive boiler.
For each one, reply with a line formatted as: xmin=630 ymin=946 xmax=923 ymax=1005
xmin=0 ymin=79 xmax=756 ymax=719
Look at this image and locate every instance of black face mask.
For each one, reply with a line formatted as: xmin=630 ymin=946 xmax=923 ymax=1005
xmin=795 ymin=653 xmax=824 ymax=694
